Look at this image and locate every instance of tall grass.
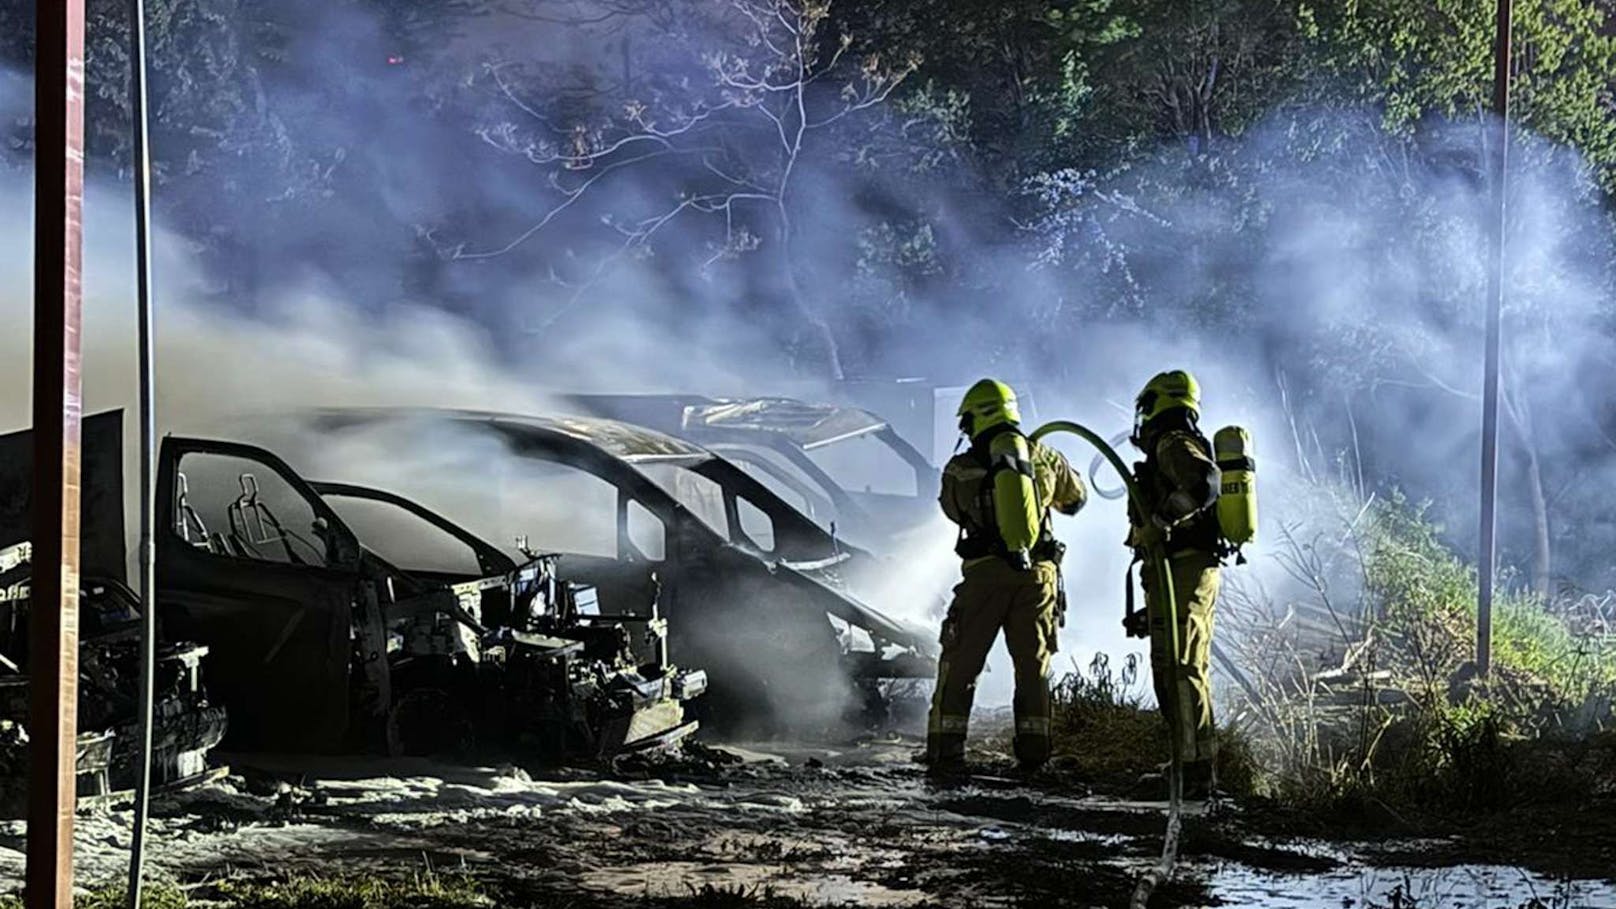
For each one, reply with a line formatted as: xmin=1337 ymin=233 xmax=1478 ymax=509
xmin=1220 ymin=478 xmax=1616 ymax=820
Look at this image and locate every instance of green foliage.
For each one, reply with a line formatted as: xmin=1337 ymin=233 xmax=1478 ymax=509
xmin=1240 ymin=487 xmax=1616 ymax=821
xmin=1298 ymin=0 xmax=1616 ymax=190
xmin=0 ymin=883 xmax=187 ymax=909
xmin=1364 ymin=494 xmax=1479 ymax=626
xmin=1363 ymin=493 xmax=1616 ymax=709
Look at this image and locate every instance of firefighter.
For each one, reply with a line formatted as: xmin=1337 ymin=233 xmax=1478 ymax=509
xmin=926 ymin=379 xmax=1086 ymax=774
xmin=1126 ymin=369 xmax=1223 ymax=798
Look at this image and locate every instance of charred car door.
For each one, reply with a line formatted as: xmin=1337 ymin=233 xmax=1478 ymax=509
xmin=156 ymin=437 xmax=365 ymax=752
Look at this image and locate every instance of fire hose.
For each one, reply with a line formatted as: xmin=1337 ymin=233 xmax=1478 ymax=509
xmin=1029 ymin=421 xmax=1184 ymax=909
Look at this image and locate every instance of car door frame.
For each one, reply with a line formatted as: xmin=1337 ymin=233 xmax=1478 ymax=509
xmin=156 ymin=435 xmax=370 ymax=752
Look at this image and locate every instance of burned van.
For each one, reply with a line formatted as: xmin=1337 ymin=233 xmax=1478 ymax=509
xmin=294 ymin=409 xmax=937 ymax=738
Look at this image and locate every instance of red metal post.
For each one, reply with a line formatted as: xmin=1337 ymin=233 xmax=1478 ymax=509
xmin=27 ymin=1 xmax=88 ymax=906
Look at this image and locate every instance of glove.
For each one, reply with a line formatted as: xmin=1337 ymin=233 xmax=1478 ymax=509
xmin=1123 ymin=608 xmax=1150 ymax=639
xmin=1130 ymin=519 xmax=1167 ymax=552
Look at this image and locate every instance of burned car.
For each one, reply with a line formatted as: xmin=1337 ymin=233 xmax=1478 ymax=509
xmin=156 ymin=435 xmax=705 ymax=759
xmin=560 ymin=394 xmax=941 ymax=551
xmin=286 ymin=409 xmax=938 ymax=737
xmin=0 ymin=413 xmax=228 ymax=815
xmin=0 ymin=542 xmax=229 ymax=814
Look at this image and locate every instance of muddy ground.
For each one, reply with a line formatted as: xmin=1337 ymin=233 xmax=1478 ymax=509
xmin=3 ymin=732 xmax=1614 ymax=908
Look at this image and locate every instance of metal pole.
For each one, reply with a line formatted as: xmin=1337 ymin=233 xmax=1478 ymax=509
xmin=1477 ymin=0 xmax=1511 ymax=679
xmin=125 ymin=0 xmax=160 ymax=897
xmin=27 ymin=0 xmax=89 ymax=905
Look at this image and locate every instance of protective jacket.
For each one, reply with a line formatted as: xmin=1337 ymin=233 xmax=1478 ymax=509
xmin=940 ymin=424 xmax=1086 ymax=568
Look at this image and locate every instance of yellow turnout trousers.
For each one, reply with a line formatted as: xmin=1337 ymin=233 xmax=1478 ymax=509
xmin=1141 ymin=550 xmax=1221 ymax=763
xmin=926 ymin=558 xmax=1060 ymax=768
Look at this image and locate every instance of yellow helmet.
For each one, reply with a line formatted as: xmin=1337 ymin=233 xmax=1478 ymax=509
xmin=957 ymin=378 xmax=1021 ymax=437
xmin=1135 ymin=370 xmax=1201 ymax=426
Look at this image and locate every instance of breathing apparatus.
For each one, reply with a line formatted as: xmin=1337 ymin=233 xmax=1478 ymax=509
xmin=953 ymin=379 xmax=1038 ymax=571
xmin=1125 ymin=370 xmax=1259 ymax=561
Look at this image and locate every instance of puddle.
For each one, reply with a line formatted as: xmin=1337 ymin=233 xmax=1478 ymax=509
xmin=1205 ymin=860 xmax=1616 ymax=908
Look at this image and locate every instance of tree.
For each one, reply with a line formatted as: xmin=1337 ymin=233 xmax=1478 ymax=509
xmin=452 ymin=0 xmax=919 ymax=379
xmin=1298 ymin=0 xmax=1616 ymax=191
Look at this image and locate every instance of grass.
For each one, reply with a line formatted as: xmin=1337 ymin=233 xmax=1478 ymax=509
xmin=0 ymin=883 xmax=188 ymax=909
xmin=1047 ymin=652 xmax=1166 ymax=784
xmin=212 ymin=873 xmax=491 ymax=909
xmin=648 ymin=885 xmax=821 ymax=907
xmin=0 ymin=879 xmax=838 ymax=909
xmin=1221 ymin=482 xmax=1616 ymax=826
xmin=1 ymin=874 xmax=489 ymax=909
xmin=1367 ymin=493 xmax=1616 ymax=712
xmin=1039 ymin=650 xmax=1259 ymax=794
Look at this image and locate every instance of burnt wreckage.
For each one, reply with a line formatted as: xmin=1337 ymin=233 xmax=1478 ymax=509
xmin=561 ymin=394 xmax=941 ymax=551
xmin=297 ymin=409 xmax=938 ymax=735
xmin=0 ymin=410 xmax=703 ymax=790
xmin=0 ymin=414 xmax=227 ymax=815
xmin=157 ymin=434 xmax=705 ymax=758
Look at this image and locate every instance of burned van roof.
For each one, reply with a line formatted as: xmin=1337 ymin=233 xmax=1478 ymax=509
xmin=563 ymin=394 xmax=891 ymax=451
xmin=306 ymin=407 xmax=710 ymax=463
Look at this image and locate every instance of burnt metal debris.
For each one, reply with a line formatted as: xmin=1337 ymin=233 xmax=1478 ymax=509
xmin=155 ymin=435 xmax=705 ymax=759
xmin=0 ymin=410 xmax=708 ymax=798
xmin=0 ymin=540 xmax=228 ymax=817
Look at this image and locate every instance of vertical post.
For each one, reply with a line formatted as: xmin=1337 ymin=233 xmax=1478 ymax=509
xmin=125 ymin=0 xmax=160 ymax=898
xmin=27 ymin=0 xmax=89 ymax=906
xmin=1476 ymin=0 xmax=1512 ymax=678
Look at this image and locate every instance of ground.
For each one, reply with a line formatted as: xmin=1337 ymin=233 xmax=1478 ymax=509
xmin=4 ymin=721 xmax=1614 ymax=909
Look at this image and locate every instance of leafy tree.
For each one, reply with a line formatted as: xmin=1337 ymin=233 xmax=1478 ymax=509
xmin=1298 ymin=0 xmax=1616 ymax=190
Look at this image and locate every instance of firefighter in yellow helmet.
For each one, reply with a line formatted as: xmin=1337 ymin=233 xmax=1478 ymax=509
xmin=1127 ymin=369 xmax=1223 ymax=798
xmin=926 ymin=379 xmax=1086 ymax=773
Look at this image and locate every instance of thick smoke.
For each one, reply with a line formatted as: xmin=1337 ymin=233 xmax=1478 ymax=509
xmin=4 ymin=0 xmax=1615 ymax=719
